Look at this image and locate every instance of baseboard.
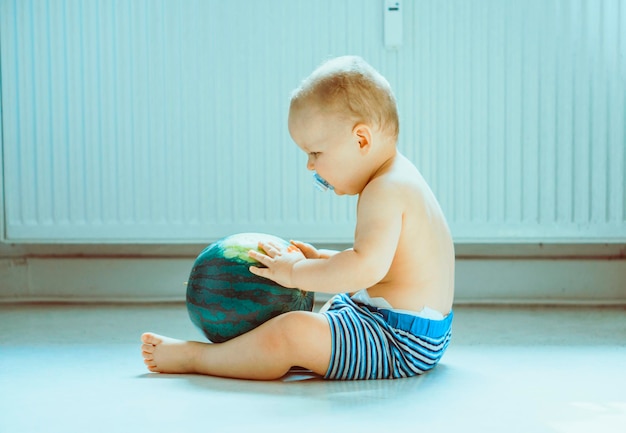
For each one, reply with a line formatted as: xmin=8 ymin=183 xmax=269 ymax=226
xmin=0 ymin=256 xmax=625 ymax=305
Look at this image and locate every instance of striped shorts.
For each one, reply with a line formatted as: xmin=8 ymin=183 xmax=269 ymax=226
xmin=321 ymin=293 xmax=453 ymax=380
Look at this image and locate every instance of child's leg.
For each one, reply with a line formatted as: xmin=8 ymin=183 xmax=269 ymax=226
xmin=141 ymin=311 xmax=331 ymax=380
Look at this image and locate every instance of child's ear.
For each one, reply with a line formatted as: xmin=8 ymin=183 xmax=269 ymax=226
xmin=352 ymin=124 xmax=372 ymax=155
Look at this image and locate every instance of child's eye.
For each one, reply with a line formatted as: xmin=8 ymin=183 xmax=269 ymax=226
xmin=310 ymin=152 xmax=320 ymax=157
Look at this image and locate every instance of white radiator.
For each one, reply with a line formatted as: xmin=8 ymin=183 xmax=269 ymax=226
xmin=1 ymin=0 xmax=624 ymax=243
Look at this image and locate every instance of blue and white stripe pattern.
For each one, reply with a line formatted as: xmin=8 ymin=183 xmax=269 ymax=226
xmin=322 ymin=293 xmax=453 ymax=380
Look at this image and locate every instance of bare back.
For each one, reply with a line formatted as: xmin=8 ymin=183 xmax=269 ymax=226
xmin=362 ymin=153 xmax=455 ymax=315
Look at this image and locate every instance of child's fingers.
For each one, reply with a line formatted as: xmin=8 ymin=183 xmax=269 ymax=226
xmin=248 ymin=249 xmax=271 ymax=264
xmin=290 ymin=240 xmax=309 ymax=250
xmin=286 ymin=244 xmax=301 ymax=253
xmin=249 ymin=266 xmax=269 ymax=278
xmin=264 ymin=241 xmax=280 ymax=250
xmin=257 ymin=241 xmax=281 ymax=257
xmin=290 ymin=240 xmax=317 ymax=258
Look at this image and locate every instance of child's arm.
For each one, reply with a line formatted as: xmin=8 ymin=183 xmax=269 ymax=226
xmin=249 ymin=179 xmax=404 ymax=293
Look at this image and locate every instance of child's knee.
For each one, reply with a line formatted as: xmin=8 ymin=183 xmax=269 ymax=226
xmin=275 ymin=311 xmax=331 ymax=364
xmin=279 ymin=311 xmax=322 ymax=334
xmin=254 ymin=311 xmax=308 ymax=354
xmin=265 ymin=311 xmax=322 ymax=348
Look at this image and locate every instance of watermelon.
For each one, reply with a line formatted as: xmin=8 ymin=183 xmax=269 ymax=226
xmin=186 ymin=233 xmax=315 ymax=343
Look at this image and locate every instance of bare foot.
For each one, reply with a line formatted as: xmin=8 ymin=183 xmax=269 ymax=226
xmin=141 ymin=333 xmax=205 ymax=374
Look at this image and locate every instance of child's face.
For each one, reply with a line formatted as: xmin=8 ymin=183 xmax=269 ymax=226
xmin=288 ymin=104 xmax=364 ymax=195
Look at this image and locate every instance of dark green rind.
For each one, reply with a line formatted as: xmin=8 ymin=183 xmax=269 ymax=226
xmin=186 ymin=233 xmax=315 ymax=343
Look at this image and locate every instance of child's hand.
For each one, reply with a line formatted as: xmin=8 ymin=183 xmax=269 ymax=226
xmin=248 ymin=241 xmax=306 ymax=288
xmin=289 ymin=240 xmax=322 ymax=259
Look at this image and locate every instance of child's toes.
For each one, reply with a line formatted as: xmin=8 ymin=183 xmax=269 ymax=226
xmin=142 ymin=343 xmax=155 ymax=354
xmin=144 ymin=358 xmax=159 ymax=372
xmin=141 ymin=332 xmax=162 ymax=345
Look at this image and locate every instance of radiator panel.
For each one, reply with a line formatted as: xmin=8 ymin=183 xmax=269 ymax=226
xmin=1 ymin=0 xmax=624 ymax=243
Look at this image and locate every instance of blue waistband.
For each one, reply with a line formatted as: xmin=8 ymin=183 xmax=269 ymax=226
xmin=346 ymin=294 xmax=453 ymax=338
xmin=378 ymin=308 xmax=454 ymax=339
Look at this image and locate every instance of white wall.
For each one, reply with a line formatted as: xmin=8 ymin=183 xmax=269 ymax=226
xmin=0 ymin=1 xmax=624 ymax=303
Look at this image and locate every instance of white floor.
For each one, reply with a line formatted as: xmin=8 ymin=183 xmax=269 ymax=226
xmin=1 ymin=303 xmax=625 ymax=433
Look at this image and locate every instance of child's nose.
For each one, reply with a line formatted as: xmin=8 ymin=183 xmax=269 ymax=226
xmin=306 ymin=157 xmax=315 ymax=171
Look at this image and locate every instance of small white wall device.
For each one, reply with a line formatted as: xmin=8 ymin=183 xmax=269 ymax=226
xmin=384 ymin=0 xmax=402 ymax=49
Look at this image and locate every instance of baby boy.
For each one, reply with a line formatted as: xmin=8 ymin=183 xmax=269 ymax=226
xmin=141 ymin=56 xmax=455 ymax=380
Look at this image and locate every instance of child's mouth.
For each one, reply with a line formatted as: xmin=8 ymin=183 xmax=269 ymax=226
xmin=313 ymin=173 xmax=334 ymax=192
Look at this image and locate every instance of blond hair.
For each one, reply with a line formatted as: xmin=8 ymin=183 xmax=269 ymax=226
xmin=290 ymin=56 xmax=399 ymax=141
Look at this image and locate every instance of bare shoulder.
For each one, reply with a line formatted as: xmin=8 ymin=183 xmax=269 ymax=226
xmin=356 ymin=170 xmax=407 ymax=223
xmin=361 ymin=154 xmax=431 ymax=210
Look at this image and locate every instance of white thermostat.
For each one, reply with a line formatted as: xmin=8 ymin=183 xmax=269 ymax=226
xmin=384 ymin=0 xmax=402 ymax=49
